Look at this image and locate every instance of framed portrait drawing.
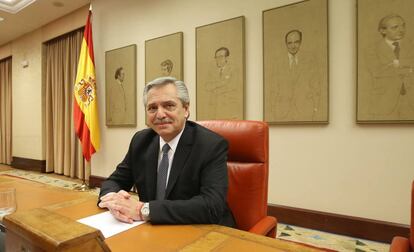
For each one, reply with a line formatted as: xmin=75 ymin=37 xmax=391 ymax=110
xmin=145 ymin=32 xmax=183 ymax=82
xmin=263 ymin=0 xmax=329 ymax=124
xmin=196 ymin=16 xmax=245 ymax=120
xmin=357 ymin=0 xmax=414 ymax=123
xmin=105 ymin=44 xmax=137 ymax=127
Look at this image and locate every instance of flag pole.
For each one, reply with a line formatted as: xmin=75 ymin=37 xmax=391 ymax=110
xmin=73 ymin=158 xmax=93 ymax=191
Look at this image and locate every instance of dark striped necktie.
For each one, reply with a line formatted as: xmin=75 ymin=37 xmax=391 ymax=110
xmin=156 ymin=144 xmax=170 ymax=200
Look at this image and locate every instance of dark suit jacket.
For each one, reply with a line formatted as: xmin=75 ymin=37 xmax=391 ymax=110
xmin=100 ymin=121 xmax=235 ymax=227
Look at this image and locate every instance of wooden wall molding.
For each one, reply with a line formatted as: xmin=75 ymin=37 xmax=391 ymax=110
xmin=11 ymin=157 xmax=46 ymax=173
xmin=268 ymin=204 xmax=409 ymax=243
xmin=89 ymin=175 xmax=105 ymax=188
xmin=89 ymin=175 xmax=409 ymax=243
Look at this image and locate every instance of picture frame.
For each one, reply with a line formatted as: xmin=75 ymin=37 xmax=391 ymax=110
xmin=145 ymin=32 xmax=183 ymax=82
xmin=357 ymin=0 xmax=414 ymax=123
xmin=196 ymin=16 xmax=245 ymax=120
xmin=263 ymin=0 xmax=329 ymax=124
xmin=105 ymin=44 xmax=137 ymax=127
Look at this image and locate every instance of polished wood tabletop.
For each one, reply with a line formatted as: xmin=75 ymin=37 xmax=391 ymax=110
xmin=1 ymin=175 xmax=323 ymax=252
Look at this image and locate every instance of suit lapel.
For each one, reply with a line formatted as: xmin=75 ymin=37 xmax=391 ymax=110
xmin=146 ymin=135 xmax=159 ymax=200
xmin=378 ymin=40 xmax=395 ymax=62
xmin=165 ymin=123 xmax=194 ymax=198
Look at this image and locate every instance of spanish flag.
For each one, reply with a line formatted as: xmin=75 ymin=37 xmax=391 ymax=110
xmin=73 ymin=9 xmax=100 ymax=161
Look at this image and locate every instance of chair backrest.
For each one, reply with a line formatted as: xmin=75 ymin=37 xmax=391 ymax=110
xmin=411 ymin=180 xmax=414 ymax=249
xmin=197 ymin=120 xmax=269 ymax=231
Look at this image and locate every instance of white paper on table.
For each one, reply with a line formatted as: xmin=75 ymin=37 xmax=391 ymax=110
xmin=77 ymin=211 xmax=145 ymax=238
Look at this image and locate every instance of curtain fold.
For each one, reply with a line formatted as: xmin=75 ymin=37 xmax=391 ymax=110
xmin=0 ymin=57 xmax=12 ymax=165
xmin=45 ymin=29 xmax=85 ymax=179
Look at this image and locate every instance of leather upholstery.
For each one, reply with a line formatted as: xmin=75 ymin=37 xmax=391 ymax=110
xmin=390 ymin=180 xmax=414 ymax=252
xmin=197 ymin=120 xmax=277 ymax=238
xmin=412 ymin=180 xmax=414 ymax=251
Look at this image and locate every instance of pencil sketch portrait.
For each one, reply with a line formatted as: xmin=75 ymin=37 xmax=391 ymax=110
xmin=145 ymin=32 xmax=183 ymax=82
xmin=110 ymin=66 xmax=126 ymax=121
xmin=160 ymin=59 xmax=173 ymax=76
xmin=358 ymin=0 xmax=414 ymax=122
xmin=196 ymin=17 xmax=245 ymax=120
xmin=263 ymin=0 xmax=328 ymax=124
xmin=105 ymin=44 xmax=137 ymax=127
xmin=273 ymin=29 xmax=322 ymax=121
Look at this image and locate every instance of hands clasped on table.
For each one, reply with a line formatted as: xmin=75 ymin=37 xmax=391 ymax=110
xmin=99 ymin=190 xmax=144 ymax=224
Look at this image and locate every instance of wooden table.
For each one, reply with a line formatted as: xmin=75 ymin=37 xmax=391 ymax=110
xmin=0 ymin=175 xmax=96 ymax=215
xmin=1 ymin=175 xmax=324 ymax=252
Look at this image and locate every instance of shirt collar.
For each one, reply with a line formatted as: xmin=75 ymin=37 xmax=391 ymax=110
xmin=288 ymin=53 xmax=298 ymax=67
xmin=385 ymin=38 xmax=401 ymax=49
xmin=159 ymin=124 xmax=186 ymax=153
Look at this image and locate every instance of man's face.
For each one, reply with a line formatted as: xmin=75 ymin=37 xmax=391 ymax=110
xmin=146 ymin=83 xmax=189 ymax=142
xmin=118 ymin=69 xmax=125 ymax=82
xmin=286 ymin=32 xmax=302 ymax=55
xmin=381 ymin=17 xmax=406 ymax=41
xmin=215 ymin=50 xmax=228 ymax=68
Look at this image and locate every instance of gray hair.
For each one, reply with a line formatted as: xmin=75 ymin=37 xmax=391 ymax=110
xmin=143 ymin=76 xmax=190 ymax=106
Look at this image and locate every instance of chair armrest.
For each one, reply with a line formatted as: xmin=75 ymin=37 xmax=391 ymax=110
xmin=390 ymin=236 xmax=410 ymax=252
xmin=248 ymin=216 xmax=277 ymax=238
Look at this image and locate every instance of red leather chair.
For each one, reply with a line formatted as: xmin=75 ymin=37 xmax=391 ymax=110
xmin=197 ymin=120 xmax=277 ymax=238
xmin=390 ymin=180 xmax=414 ymax=252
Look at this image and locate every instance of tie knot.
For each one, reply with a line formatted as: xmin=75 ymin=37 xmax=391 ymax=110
xmin=162 ymin=144 xmax=170 ymax=153
xmin=393 ymin=41 xmax=400 ymax=47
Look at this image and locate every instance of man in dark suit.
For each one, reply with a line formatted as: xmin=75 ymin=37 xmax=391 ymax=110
xmin=98 ymin=77 xmax=235 ymax=227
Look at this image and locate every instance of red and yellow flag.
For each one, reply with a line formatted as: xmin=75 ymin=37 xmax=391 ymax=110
xmin=73 ymin=9 xmax=100 ymax=161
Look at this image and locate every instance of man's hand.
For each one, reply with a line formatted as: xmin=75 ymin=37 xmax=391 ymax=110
xmin=99 ymin=190 xmax=144 ymax=223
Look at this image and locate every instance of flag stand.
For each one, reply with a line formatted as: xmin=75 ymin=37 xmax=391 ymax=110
xmin=73 ymin=159 xmax=94 ymax=192
xmin=73 ymin=182 xmax=90 ymax=192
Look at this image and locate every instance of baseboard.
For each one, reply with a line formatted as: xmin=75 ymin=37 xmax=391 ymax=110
xmin=268 ymin=204 xmax=409 ymax=244
xmin=11 ymin=157 xmax=46 ymax=173
xmin=89 ymin=174 xmax=409 ymax=243
xmin=89 ymin=175 xmax=106 ymax=188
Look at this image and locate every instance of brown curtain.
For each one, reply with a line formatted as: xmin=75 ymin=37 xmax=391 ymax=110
xmin=0 ymin=57 xmax=12 ymax=165
xmin=45 ymin=28 xmax=87 ymax=179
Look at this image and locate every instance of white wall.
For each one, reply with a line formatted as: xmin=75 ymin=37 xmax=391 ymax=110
xmin=11 ymin=30 xmax=43 ymax=159
xmin=90 ymin=0 xmax=414 ymax=225
xmin=1 ymin=0 xmax=413 ymax=225
xmin=270 ymin=0 xmax=414 ymax=224
xmin=0 ymin=43 xmax=11 ymax=59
